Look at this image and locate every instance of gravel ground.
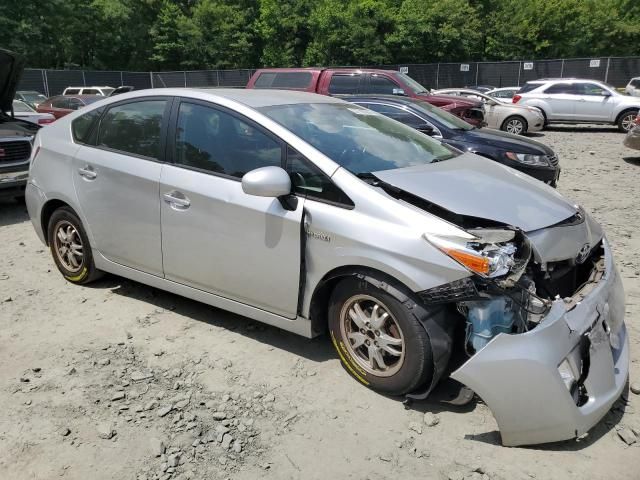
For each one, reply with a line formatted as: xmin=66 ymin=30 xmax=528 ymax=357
xmin=1 ymin=125 xmax=639 ymax=480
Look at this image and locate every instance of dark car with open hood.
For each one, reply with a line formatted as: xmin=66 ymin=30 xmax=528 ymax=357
xmin=0 ymin=48 xmax=39 ymax=200
xmin=342 ymin=95 xmax=560 ymax=186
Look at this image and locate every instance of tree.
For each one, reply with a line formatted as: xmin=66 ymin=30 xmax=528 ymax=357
xmin=257 ymin=0 xmax=312 ymax=67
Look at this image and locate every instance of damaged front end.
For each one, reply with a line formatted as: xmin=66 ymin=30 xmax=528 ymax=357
xmin=422 ymin=220 xmax=628 ymax=446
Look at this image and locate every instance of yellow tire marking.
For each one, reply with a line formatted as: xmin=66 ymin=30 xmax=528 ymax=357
xmin=66 ymin=267 xmax=87 ymax=282
xmin=331 ymin=331 xmax=370 ymax=386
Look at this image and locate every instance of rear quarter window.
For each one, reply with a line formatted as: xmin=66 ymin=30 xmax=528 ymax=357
xmin=71 ymin=107 xmax=104 ymax=144
xmin=253 ymin=72 xmax=313 ymax=89
xmin=518 ymin=83 xmax=543 ymax=94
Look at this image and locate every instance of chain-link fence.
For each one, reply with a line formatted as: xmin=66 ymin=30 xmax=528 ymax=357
xmin=18 ymin=57 xmax=640 ymax=97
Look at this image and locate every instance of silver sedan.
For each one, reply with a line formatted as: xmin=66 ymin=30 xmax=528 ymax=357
xmin=25 ymin=88 xmax=627 ymax=446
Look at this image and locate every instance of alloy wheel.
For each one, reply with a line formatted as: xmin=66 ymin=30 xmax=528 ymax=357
xmin=339 ymin=294 xmax=405 ymax=377
xmin=506 ymin=118 xmax=524 ymax=134
xmin=621 ymin=114 xmax=636 ymax=132
xmin=53 ymin=220 xmax=84 ymax=273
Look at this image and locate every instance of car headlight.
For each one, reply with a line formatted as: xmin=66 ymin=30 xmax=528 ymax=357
xmin=424 ymin=232 xmax=517 ymax=278
xmin=505 ymin=152 xmax=550 ymax=167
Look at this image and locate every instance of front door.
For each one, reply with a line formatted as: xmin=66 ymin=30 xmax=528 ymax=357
xmin=73 ymin=98 xmax=170 ymax=275
xmin=160 ymin=99 xmax=303 ymax=318
xmin=573 ymin=83 xmax=614 ymax=121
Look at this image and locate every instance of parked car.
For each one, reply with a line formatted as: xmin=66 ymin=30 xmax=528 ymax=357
xmin=12 ymin=100 xmax=55 ymax=126
xmin=0 ymin=49 xmax=40 ymax=200
xmin=109 ymin=85 xmax=135 ymax=96
xmin=624 ymin=77 xmax=640 ymax=97
xmin=26 ymin=88 xmax=627 ymax=447
xmin=623 ymin=114 xmax=640 ymax=150
xmin=342 ymin=95 xmax=559 ymax=185
xmin=465 ymin=85 xmax=495 ymax=93
xmin=433 ymin=88 xmax=544 ymax=134
xmin=246 ymin=68 xmax=485 ymax=127
xmin=15 ymin=90 xmax=47 ymax=108
xmin=487 ymin=87 xmax=520 ymax=100
xmin=36 ymin=95 xmax=103 ymax=119
xmin=513 ymin=78 xmax=640 ymax=132
xmin=62 ymin=86 xmax=115 ymax=96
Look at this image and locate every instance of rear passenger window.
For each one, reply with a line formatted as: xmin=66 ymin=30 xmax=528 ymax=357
xmin=72 ymin=107 xmax=104 ymax=144
xmin=328 ymin=74 xmax=362 ymax=94
xmin=175 ymin=102 xmax=282 ymax=178
xmin=254 ymin=72 xmax=312 ymax=89
xmin=52 ymin=97 xmax=70 ymax=109
xmin=98 ymin=100 xmax=167 ymax=159
xmin=82 ymin=89 xmax=99 ymax=95
xmin=65 ymin=89 xmax=80 ymax=95
xmin=544 ymin=83 xmax=578 ymax=94
xmin=365 ymin=75 xmax=400 ymax=94
xmin=286 ymin=147 xmax=353 ymax=207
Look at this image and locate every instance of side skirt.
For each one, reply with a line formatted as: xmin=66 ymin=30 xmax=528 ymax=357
xmin=93 ymin=252 xmax=314 ymax=338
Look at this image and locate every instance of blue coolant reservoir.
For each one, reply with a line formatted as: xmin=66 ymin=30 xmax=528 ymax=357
xmin=466 ymin=297 xmax=515 ymax=351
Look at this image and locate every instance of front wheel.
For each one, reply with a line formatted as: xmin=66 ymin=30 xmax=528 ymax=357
xmin=618 ymin=110 xmax=638 ymax=133
xmin=47 ymin=206 xmax=102 ymax=284
xmin=328 ymin=277 xmax=433 ymax=395
xmin=501 ymin=115 xmax=528 ymax=135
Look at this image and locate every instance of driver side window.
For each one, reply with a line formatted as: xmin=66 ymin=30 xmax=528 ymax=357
xmin=286 ymin=147 xmax=353 ymax=207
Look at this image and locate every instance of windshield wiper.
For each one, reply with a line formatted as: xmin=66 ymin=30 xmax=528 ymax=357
xmin=355 ymin=172 xmax=379 ymax=184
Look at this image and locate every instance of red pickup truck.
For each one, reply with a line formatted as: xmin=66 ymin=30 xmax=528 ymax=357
xmin=246 ymin=68 xmax=485 ymax=126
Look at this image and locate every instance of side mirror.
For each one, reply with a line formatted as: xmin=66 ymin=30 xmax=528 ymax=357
xmin=242 ymin=166 xmax=298 ymax=210
xmin=392 ymin=88 xmax=406 ymax=96
xmin=602 ymin=90 xmax=612 ymax=97
xmin=416 ymin=124 xmax=435 ymax=135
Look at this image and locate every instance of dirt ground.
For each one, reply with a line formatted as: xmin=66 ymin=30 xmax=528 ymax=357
xmin=1 ymin=125 xmax=639 ymax=480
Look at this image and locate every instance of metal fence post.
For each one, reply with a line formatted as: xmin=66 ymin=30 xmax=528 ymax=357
xmin=82 ymin=70 xmax=86 ymax=86
xmin=604 ymin=57 xmax=611 ymax=83
xmin=475 ymin=63 xmax=479 ymax=86
xmin=184 ymin=71 xmax=187 ymax=87
xmin=436 ymin=63 xmax=440 ymax=89
xmin=216 ymin=70 xmax=220 ymax=87
xmin=560 ymin=59 xmax=565 ymax=78
xmin=150 ymin=72 xmax=154 ymax=88
xmin=120 ymin=71 xmax=124 ymax=87
xmin=517 ymin=62 xmax=522 ymax=86
xmin=42 ymin=69 xmax=49 ymax=97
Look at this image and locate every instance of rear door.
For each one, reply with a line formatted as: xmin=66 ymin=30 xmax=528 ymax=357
xmin=160 ymin=98 xmax=303 ymax=318
xmin=541 ymin=83 xmax=579 ymax=120
xmin=72 ymin=97 xmax=170 ymax=275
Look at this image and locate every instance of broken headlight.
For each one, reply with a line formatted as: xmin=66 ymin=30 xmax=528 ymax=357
xmin=424 ymin=230 xmax=519 ymax=279
xmin=505 ymin=152 xmax=550 ymax=167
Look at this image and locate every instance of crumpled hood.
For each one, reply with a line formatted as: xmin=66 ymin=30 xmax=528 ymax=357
xmin=373 ymin=153 xmax=577 ymax=232
xmin=0 ymin=49 xmax=24 ymax=114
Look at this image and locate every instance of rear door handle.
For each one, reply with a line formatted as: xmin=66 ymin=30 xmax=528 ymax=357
xmin=78 ymin=166 xmax=97 ymax=180
xmin=163 ymin=191 xmax=191 ymax=209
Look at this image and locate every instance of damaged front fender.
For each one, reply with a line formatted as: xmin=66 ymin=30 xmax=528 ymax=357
xmin=451 ymin=241 xmax=628 ymax=446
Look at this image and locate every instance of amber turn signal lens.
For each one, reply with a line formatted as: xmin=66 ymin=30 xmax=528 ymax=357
xmin=443 ymin=247 xmax=490 ymax=275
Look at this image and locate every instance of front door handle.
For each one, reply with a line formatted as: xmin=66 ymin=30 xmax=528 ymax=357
xmin=163 ymin=191 xmax=191 ymax=209
xmin=78 ymin=166 xmax=97 ymax=180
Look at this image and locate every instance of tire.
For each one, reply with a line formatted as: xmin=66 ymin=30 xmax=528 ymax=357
xmin=328 ymin=276 xmax=433 ymax=395
xmin=617 ymin=109 xmax=638 ymax=133
xmin=501 ymin=115 xmax=528 ymax=135
xmin=47 ymin=206 xmax=102 ymax=284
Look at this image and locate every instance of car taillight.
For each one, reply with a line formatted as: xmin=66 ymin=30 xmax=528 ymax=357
xmin=38 ymin=118 xmax=55 ymax=125
xmin=512 ymin=95 xmax=522 ymax=104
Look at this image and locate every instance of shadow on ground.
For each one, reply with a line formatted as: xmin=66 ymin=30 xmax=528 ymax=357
xmin=0 ymin=199 xmax=29 ymax=227
xmin=623 ymin=156 xmax=640 ymax=166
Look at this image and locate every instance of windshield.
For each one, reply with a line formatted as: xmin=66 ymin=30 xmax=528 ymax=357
xmin=259 ymin=103 xmax=458 ymax=175
xmin=20 ymin=92 xmax=47 ymax=103
xmin=12 ymin=100 xmax=35 ymax=113
xmin=397 ymin=73 xmax=429 ymax=93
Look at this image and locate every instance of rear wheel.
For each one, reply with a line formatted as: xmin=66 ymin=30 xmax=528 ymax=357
xmin=501 ymin=115 xmax=528 ymax=135
xmin=47 ymin=207 xmax=102 ymax=284
xmin=328 ymin=277 xmax=433 ymax=395
xmin=618 ymin=110 xmax=638 ymax=133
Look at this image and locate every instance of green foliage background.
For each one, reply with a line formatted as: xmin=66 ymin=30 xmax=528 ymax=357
xmin=1 ymin=0 xmax=638 ymax=70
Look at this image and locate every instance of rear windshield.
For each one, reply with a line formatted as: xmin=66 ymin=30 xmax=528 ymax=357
xmin=259 ymin=102 xmax=458 ymax=175
xmin=518 ymin=83 xmax=542 ymax=94
xmin=253 ymin=72 xmax=313 ymax=89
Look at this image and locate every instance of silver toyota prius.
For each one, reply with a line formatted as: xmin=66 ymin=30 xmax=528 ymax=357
xmin=25 ymin=88 xmax=628 ymax=446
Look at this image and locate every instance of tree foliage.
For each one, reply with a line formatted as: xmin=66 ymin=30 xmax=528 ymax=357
xmin=0 ymin=0 xmax=638 ymax=70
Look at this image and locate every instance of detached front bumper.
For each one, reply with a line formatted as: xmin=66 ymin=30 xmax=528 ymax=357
xmin=451 ymin=240 xmax=628 ymax=446
xmin=0 ymin=168 xmax=29 ymax=198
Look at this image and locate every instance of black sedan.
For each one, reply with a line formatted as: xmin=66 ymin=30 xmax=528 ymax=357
xmin=341 ymin=95 xmax=560 ymax=185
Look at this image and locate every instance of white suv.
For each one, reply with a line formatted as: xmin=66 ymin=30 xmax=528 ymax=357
xmin=625 ymin=77 xmax=640 ymax=97
xmin=62 ymin=86 xmax=114 ymax=96
xmin=514 ymin=78 xmax=640 ymax=132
